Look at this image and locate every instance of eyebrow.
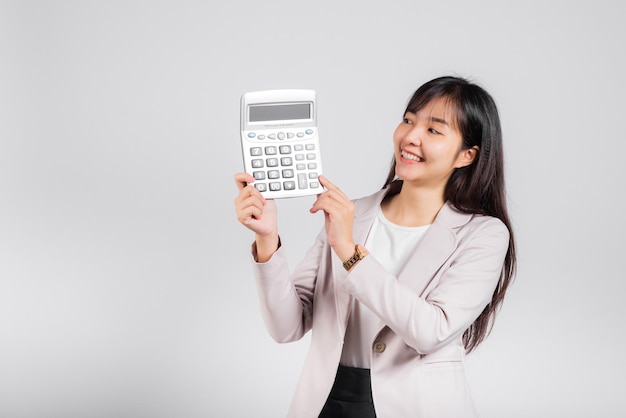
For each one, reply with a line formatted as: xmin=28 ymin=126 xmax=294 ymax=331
xmin=430 ymin=116 xmax=449 ymax=126
xmin=405 ymin=111 xmax=451 ymax=126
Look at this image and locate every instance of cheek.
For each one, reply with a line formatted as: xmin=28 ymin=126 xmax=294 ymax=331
xmin=392 ymin=126 xmax=405 ymax=146
xmin=430 ymin=143 xmax=461 ymax=163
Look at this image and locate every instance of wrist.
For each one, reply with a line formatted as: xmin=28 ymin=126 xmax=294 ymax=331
xmin=334 ymin=242 xmax=356 ymax=262
xmin=255 ymin=233 xmax=280 ymax=263
xmin=342 ymin=244 xmax=368 ymax=272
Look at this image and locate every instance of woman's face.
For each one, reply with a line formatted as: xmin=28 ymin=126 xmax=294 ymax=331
xmin=392 ymin=97 xmax=476 ymax=190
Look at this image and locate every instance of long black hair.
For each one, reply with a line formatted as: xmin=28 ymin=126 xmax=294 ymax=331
xmin=383 ymin=76 xmax=517 ymax=353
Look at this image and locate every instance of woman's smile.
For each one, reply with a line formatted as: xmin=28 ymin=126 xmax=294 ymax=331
xmin=400 ymin=149 xmax=424 ymax=162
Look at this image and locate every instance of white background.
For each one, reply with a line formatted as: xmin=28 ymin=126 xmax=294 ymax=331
xmin=1 ymin=1 xmax=625 ymax=417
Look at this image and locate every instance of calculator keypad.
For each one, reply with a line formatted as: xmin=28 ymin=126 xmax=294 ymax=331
xmin=249 ymin=142 xmax=321 ymax=194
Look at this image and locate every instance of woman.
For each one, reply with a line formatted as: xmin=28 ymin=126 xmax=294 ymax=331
xmin=234 ymin=76 xmax=516 ymax=417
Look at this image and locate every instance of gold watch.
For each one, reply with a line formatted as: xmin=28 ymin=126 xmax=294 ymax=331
xmin=343 ymin=245 xmax=365 ymax=271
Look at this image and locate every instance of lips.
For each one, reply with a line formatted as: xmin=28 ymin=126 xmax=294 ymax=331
xmin=401 ymin=149 xmax=424 ymax=162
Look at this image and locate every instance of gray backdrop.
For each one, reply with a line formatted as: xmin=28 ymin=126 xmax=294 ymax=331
xmin=1 ymin=1 xmax=624 ymax=417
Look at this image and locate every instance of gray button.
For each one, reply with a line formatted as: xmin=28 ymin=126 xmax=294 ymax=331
xmin=269 ymin=182 xmax=281 ymax=191
xmin=298 ymin=173 xmax=308 ymax=189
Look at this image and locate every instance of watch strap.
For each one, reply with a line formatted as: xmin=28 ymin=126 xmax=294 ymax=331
xmin=342 ymin=245 xmax=363 ymax=271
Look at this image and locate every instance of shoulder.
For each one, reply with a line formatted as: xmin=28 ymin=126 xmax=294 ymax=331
xmin=352 ymin=188 xmax=388 ymax=217
xmin=437 ymin=203 xmax=510 ymax=243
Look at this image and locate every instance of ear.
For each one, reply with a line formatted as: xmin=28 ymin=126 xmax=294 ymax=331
xmin=454 ymin=145 xmax=479 ymax=168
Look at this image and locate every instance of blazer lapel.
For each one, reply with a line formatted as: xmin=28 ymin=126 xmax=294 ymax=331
xmin=397 ymin=203 xmax=473 ymax=294
xmin=333 ymin=189 xmax=387 ymax=334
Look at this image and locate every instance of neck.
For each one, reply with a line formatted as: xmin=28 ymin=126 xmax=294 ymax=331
xmin=382 ymin=182 xmax=445 ymax=227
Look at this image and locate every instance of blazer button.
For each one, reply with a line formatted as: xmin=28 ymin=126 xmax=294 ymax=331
xmin=373 ymin=341 xmax=386 ymax=353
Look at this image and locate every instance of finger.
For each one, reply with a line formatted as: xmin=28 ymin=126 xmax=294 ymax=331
xmin=318 ymin=175 xmax=348 ymax=199
xmin=238 ymin=204 xmax=264 ymax=224
xmin=236 ymin=191 xmax=265 ymax=214
xmin=310 ymin=192 xmax=342 ymax=214
xmin=235 ymin=181 xmax=266 ymax=206
xmin=234 ymin=172 xmax=255 ymax=192
xmin=236 ymin=195 xmax=266 ymax=222
xmin=318 ymin=175 xmax=336 ymax=191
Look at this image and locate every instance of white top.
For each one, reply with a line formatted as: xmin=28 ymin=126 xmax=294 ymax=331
xmin=340 ymin=207 xmax=430 ymax=368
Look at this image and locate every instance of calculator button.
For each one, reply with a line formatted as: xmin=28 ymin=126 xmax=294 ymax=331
xmin=298 ymin=173 xmax=308 ymax=189
xmin=296 ymin=163 xmax=306 ymax=170
xmin=255 ymin=183 xmax=267 ymax=192
xmin=283 ymin=181 xmax=296 ymax=190
xmin=282 ymin=169 xmax=294 ymax=178
xmin=294 ymin=144 xmax=304 ymax=151
xmin=252 ymin=159 xmax=264 ymax=168
xmin=268 ymin=134 xmax=276 ymax=139
xmin=257 ymin=135 xmax=266 ymax=140
xmin=253 ymin=171 xmax=266 ymax=180
xmin=265 ymin=146 xmax=277 ymax=155
xmin=308 ymin=163 xmax=317 ymax=170
xmin=305 ymin=129 xmax=313 ymax=135
xmin=268 ymin=170 xmax=280 ymax=179
xmin=250 ymin=147 xmax=262 ymax=156
xmin=305 ymin=144 xmax=316 ymax=150
xmin=306 ymin=153 xmax=316 ymax=160
xmin=309 ymin=172 xmax=318 ymax=179
xmin=287 ymin=133 xmax=295 ymax=139
xmin=269 ymin=182 xmax=281 ymax=191
xmin=295 ymin=154 xmax=305 ymax=161
xmin=279 ymin=145 xmax=291 ymax=154
xmin=277 ymin=132 xmax=285 ymax=140
xmin=310 ymin=181 xmax=320 ymax=189
xmin=297 ymin=132 xmax=305 ymax=138
xmin=266 ymin=158 xmax=279 ymax=167
xmin=247 ymin=132 xmax=256 ymax=138
xmin=281 ymin=157 xmax=293 ymax=166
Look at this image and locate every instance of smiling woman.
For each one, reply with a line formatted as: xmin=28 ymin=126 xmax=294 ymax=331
xmin=392 ymin=97 xmax=478 ymax=195
xmin=234 ymin=75 xmax=516 ymax=417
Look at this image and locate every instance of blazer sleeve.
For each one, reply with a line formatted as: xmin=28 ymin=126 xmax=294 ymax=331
xmin=250 ymin=230 xmax=326 ymax=343
xmin=340 ymin=217 xmax=510 ymax=355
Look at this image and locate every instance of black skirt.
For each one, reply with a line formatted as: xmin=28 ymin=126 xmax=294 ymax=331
xmin=318 ymin=365 xmax=377 ymax=418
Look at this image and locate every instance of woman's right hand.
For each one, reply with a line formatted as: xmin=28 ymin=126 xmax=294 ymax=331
xmin=234 ymin=173 xmax=279 ymax=261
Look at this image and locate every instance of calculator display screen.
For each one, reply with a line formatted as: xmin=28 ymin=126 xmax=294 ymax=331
xmin=249 ymin=103 xmax=311 ymax=122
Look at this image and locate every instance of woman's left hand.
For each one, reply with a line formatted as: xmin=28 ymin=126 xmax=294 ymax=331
xmin=310 ymin=175 xmax=355 ymax=261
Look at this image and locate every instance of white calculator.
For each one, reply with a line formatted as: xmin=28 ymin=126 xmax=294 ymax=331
xmin=240 ymin=89 xmax=324 ymax=199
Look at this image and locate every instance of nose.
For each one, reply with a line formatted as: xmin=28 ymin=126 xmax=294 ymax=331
xmin=404 ymin=124 xmax=422 ymax=146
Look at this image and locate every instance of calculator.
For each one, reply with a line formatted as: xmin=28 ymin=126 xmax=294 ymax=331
xmin=240 ymin=89 xmax=324 ymax=199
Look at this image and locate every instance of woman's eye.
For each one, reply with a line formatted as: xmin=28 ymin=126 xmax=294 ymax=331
xmin=403 ymin=118 xmax=413 ymax=124
xmin=428 ymin=127 xmax=441 ymax=135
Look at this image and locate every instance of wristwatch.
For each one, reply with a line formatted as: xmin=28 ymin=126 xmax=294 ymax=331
xmin=343 ymin=245 xmax=366 ymax=271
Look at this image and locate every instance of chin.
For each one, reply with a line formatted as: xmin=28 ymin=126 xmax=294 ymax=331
xmin=395 ymin=166 xmax=419 ymax=181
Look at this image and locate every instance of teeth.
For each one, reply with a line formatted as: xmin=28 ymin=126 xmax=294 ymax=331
xmin=401 ymin=150 xmax=423 ymax=162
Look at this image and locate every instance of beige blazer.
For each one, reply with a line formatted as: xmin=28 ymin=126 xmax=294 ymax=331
xmin=251 ymin=187 xmax=509 ymax=418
